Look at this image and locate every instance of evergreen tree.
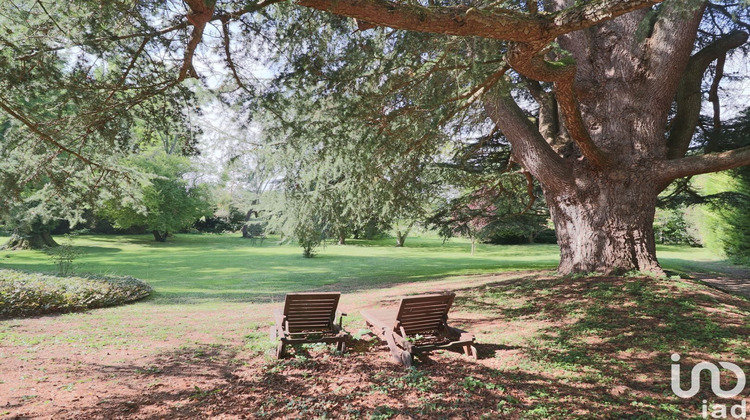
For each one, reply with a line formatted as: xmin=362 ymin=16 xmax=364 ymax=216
xmin=2 ymin=0 xmax=750 ymax=274
xmin=257 ymin=84 xmax=438 ymax=254
xmin=710 ymin=110 xmax=750 ymax=262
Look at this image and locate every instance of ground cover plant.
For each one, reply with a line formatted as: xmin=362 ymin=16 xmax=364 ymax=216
xmin=0 ymin=269 xmax=151 ymax=319
xmin=0 ymin=235 xmax=747 ymax=418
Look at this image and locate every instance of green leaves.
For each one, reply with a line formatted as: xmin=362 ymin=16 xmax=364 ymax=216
xmin=97 ymin=149 xmax=213 ymax=241
xmin=0 ymin=269 xmax=151 ymax=319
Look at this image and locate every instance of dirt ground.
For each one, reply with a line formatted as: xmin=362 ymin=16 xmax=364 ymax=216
xmin=2 ymin=268 xmax=749 ymax=419
xmin=1 ymin=272 xmax=539 ymax=419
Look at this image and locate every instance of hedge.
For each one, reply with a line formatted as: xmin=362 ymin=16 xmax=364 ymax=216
xmin=0 ymin=269 xmax=152 ymax=319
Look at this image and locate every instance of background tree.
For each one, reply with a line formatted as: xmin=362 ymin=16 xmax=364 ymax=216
xmin=429 ymin=171 xmax=547 ymax=254
xmin=0 ymin=88 xmax=132 ymax=249
xmin=433 ymin=125 xmax=550 ymax=246
xmin=99 ymin=150 xmax=212 ymax=242
xmin=0 ymin=3 xmax=205 ymax=248
xmin=2 ymin=0 xmax=750 ymax=275
xmin=255 ymin=76 xmax=440 ymax=253
xmin=699 ymin=109 xmax=750 ymax=262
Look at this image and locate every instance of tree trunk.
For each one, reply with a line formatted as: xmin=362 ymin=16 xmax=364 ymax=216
xmin=395 ymin=230 xmax=405 ymax=247
xmin=483 ymin=8 xmax=707 ymax=276
xmin=152 ymin=230 xmax=168 ymax=242
xmin=544 ymin=174 xmax=663 ymax=276
xmin=1 ymin=228 xmax=58 ymax=250
xmin=337 ymin=230 xmax=346 ymax=245
xmin=470 ymin=237 xmax=476 ymax=256
xmin=395 ymin=222 xmax=413 ymax=247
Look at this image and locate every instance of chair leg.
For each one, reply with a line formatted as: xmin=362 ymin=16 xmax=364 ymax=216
xmin=400 ymin=351 xmax=413 ymax=368
xmin=384 ymin=331 xmax=403 ymax=364
xmin=276 ymin=341 xmax=286 ymax=359
xmin=336 ymin=340 xmax=346 ymax=354
xmin=463 ymin=344 xmax=478 ymax=361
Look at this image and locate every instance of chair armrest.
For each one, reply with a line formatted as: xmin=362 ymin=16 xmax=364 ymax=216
xmin=336 ymin=311 xmax=347 ymax=329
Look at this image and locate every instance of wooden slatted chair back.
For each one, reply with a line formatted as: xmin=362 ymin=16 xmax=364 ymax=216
xmin=395 ymin=293 xmax=455 ymax=335
xmin=282 ymin=292 xmax=340 ymax=334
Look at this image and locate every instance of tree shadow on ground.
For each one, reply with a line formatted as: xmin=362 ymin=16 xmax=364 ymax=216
xmin=8 ymin=274 xmax=750 ymax=419
xmin=140 ymin=269 xmax=554 ymax=306
xmin=46 ymin=340 xmax=674 ymax=419
xmin=456 ymin=275 xmax=750 ymax=416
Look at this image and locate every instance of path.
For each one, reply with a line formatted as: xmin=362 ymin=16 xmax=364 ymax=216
xmin=689 ymin=261 xmax=750 ymax=299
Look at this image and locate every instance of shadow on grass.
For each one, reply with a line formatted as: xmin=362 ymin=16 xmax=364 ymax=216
xmin=139 ymin=259 xmax=557 ymax=306
xmin=8 ymin=274 xmax=750 ymax=418
xmin=34 ymin=340 xmax=669 ymax=419
xmin=457 ymin=275 xmax=750 ymax=417
xmin=661 ymin=257 xmax=750 ymax=278
xmin=66 ymin=245 xmax=124 ymax=254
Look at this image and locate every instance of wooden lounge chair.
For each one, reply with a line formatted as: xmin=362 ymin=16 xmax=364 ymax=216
xmin=361 ymin=292 xmax=476 ymax=367
xmin=269 ymin=292 xmax=347 ymax=359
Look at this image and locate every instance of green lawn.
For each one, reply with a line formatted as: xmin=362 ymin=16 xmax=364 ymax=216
xmin=1 ymin=233 xmax=747 ymax=418
xmin=0 ymin=233 xmax=726 ymax=304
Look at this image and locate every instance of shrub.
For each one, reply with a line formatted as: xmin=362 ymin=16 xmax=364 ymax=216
xmin=653 ymin=209 xmax=701 ymax=246
xmin=193 ymin=210 xmax=246 ymax=233
xmin=293 ymin=215 xmax=325 ymax=258
xmin=0 ymin=269 xmax=152 ymax=319
xmin=45 ymin=234 xmax=82 ymax=275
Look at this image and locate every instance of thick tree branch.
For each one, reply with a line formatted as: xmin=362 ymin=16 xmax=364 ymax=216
xmin=0 ymin=100 xmax=96 ymax=166
xmin=520 ymin=170 xmax=537 ymax=214
xmin=507 ymin=44 xmax=610 ymax=167
xmin=546 ymin=0 xmax=662 ymax=38
xmin=295 ymin=0 xmax=662 ymax=43
xmin=646 ymin=0 xmax=707 ymax=107
xmin=525 ymin=80 xmax=559 ymax=146
xmin=179 ymin=1 xmax=215 ymax=80
xmin=665 ymin=31 xmax=748 ymax=159
xmin=485 ymin=89 xmax=572 ymax=190
xmin=179 ymin=0 xmax=285 ymax=81
xmin=657 ymin=146 xmax=750 ymax=181
xmin=708 ymin=53 xmax=725 ymax=134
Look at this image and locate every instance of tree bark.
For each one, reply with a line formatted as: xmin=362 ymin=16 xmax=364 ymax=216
xmin=395 ymin=223 xmax=413 ymax=247
xmin=1 ymin=228 xmax=58 ymax=250
xmin=152 ymin=230 xmax=168 ymax=242
xmin=544 ymin=174 xmax=663 ymax=276
xmin=395 ymin=231 xmax=404 ymax=247
xmin=395 ymin=230 xmax=406 ymax=247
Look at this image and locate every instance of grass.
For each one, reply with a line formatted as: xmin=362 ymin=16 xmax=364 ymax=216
xmin=0 ymin=233 xmax=748 ymax=418
xmin=0 ymin=234 xmax=559 ymax=303
xmin=0 ymin=234 xmax=727 ymax=305
xmin=448 ymin=275 xmax=750 ymax=418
